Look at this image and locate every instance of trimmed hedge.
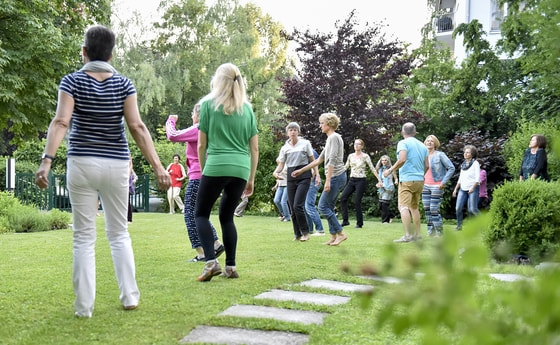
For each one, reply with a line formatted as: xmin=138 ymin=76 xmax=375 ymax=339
xmin=484 ymin=180 xmax=560 ymax=263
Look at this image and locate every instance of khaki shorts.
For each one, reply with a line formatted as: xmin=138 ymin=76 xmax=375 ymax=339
xmin=398 ymin=181 xmax=424 ymax=209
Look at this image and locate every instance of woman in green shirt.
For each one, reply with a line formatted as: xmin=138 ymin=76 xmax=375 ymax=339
xmin=195 ymin=63 xmax=259 ymax=282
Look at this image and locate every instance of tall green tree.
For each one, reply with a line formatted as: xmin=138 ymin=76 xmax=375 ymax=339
xmin=0 ymin=0 xmax=111 ymax=155
xmin=498 ymin=0 xmax=560 ymax=122
xmin=114 ymin=0 xmax=291 ymax=134
xmin=280 ymin=11 xmax=421 ymax=156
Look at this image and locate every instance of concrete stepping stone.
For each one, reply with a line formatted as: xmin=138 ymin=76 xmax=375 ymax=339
xmin=180 ymin=325 xmax=309 ymax=345
xmin=220 ymin=305 xmax=327 ymax=325
xmin=359 ymin=275 xmax=404 ymax=284
xmin=489 ymin=273 xmax=532 ymax=282
xmin=255 ymin=289 xmax=350 ymax=306
xmin=299 ymin=279 xmax=373 ymax=293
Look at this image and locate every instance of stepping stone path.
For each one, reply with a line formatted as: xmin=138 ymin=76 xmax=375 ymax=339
xmin=180 ymin=278 xmax=372 ymax=345
xmin=180 ymin=272 xmax=531 ymax=344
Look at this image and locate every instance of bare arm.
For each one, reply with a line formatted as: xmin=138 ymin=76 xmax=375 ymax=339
xmin=243 ymin=134 xmax=259 ymax=198
xmin=35 ymin=91 xmax=73 ymax=188
xmin=197 ymin=130 xmax=208 ymax=171
xmin=384 ymin=150 xmax=407 ymax=178
xmin=124 ymin=94 xmax=170 ymax=190
xmin=291 ymin=156 xmax=324 ymax=177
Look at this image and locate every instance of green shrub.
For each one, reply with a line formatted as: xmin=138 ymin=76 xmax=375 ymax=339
xmin=373 ymin=216 xmax=560 ymax=345
xmin=0 ymin=192 xmax=71 ymax=233
xmin=47 ymin=208 xmax=72 ymax=230
xmin=7 ymin=204 xmax=51 ymax=233
xmin=484 ymin=180 xmax=560 ymax=263
xmin=0 ymin=191 xmax=22 ymax=215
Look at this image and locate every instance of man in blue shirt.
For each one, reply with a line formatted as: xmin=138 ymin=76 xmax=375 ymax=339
xmin=383 ymin=122 xmax=428 ymax=242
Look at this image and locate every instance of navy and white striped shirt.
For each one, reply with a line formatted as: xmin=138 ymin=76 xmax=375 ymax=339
xmin=60 ymin=71 xmax=136 ymax=160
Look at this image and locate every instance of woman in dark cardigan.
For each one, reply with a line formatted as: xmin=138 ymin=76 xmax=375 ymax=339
xmin=519 ymin=134 xmax=549 ymax=181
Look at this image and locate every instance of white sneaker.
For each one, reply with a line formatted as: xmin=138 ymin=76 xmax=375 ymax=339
xmin=393 ymin=235 xmax=413 ymax=243
xmin=311 ymin=232 xmax=325 ymax=236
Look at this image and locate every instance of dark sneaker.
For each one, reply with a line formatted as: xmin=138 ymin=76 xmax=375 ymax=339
xmin=221 ymin=266 xmax=239 ymax=279
xmin=197 ymin=261 xmax=222 ymax=282
xmin=341 ymin=221 xmax=350 ymax=227
xmin=187 ymin=255 xmax=206 ymax=263
xmin=215 ymin=244 xmax=225 ymax=258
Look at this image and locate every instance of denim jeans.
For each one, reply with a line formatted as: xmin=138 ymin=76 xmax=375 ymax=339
xmin=455 ymin=186 xmax=480 ymax=227
xmin=318 ymin=173 xmax=347 ymax=235
xmin=305 ymin=180 xmax=324 ymax=232
xmin=273 ymin=185 xmax=290 ymax=220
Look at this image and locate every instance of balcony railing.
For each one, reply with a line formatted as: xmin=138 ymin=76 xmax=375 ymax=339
xmin=435 ymin=12 xmax=454 ymax=33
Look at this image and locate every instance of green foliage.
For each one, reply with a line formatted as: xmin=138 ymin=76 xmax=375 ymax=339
xmin=47 ymin=208 xmax=72 ymax=230
xmin=498 ymin=0 xmax=560 ymax=122
xmin=282 ymin=11 xmax=420 ymax=157
xmin=113 ymin=0 xmax=291 ymax=136
xmin=485 ymin=180 xmax=560 ymax=262
xmin=247 ymin=126 xmax=281 ymax=213
xmin=0 ymin=191 xmax=70 ymax=233
xmin=0 ymin=0 xmax=111 ymax=155
xmin=503 ymin=118 xmax=560 ymax=181
xmin=375 ymin=214 xmax=560 ymax=344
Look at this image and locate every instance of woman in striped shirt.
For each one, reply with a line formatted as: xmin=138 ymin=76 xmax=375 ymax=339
xmin=34 ymin=25 xmax=170 ymax=317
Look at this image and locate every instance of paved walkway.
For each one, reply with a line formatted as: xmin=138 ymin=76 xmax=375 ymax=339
xmin=179 ymin=273 xmax=530 ymax=344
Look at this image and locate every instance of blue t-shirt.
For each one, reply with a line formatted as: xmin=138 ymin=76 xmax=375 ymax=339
xmin=396 ymin=137 xmax=428 ymax=182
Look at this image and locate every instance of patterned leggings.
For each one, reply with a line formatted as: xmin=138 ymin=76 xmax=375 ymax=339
xmin=421 ymin=184 xmax=444 ymax=234
xmin=184 ymin=179 xmax=218 ymax=249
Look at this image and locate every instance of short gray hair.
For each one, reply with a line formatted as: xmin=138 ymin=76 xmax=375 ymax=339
xmin=286 ymin=122 xmax=300 ymax=132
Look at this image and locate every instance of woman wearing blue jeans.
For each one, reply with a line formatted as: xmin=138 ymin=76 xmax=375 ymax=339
xmin=452 ymin=145 xmax=480 ymax=230
xmin=273 ymin=164 xmax=290 ymax=221
xmin=292 ymin=113 xmax=347 ymax=246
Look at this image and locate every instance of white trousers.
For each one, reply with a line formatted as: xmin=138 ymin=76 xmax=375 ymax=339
xmin=67 ymin=156 xmax=139 ymax=317
xmin=167 ymin=186 xmax=184 ymax=213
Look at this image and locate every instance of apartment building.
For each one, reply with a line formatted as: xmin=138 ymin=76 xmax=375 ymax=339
xmin=433 ymin=0 xmax=507 ymax=63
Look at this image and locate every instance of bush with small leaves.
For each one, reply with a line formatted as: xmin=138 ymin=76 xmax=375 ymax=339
xmin=484 ymin=179 xmax=560 ymax=263
xmin=47 ymin=209 xmax=71 ymax=230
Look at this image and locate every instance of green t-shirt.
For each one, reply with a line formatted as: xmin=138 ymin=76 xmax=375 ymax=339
xmin=198 ymin=99 xmax=258 ymax=180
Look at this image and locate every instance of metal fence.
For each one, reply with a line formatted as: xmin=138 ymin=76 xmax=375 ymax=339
xmin=14 ymin=173 xmax=151 ymax=212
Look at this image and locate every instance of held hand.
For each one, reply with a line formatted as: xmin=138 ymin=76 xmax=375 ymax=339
xmin=314 ymin=176 xmax=322 ymax=187
xmin=169 ymin=114 xmax=178 ymax=121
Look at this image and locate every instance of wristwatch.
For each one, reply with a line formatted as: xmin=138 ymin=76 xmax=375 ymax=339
xmin=41 ymin=153 xmax=55 ymax=161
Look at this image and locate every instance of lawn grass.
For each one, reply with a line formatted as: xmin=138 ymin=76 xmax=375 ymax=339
xmin=0 ymin=212 xmax=530 ymax=345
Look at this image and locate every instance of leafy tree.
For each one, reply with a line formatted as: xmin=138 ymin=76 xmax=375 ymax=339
xmin=280 ymin=11 xmax=423 ymax=157
xmin=498 ymin=0 xmax=560 ymax=122
xmin=0 ymin=0 xmax=111 ymax=155
xmin=114 ymin=0 xmax=291 ymax=134
xmin=409 ymin=20 xmax=519 ymax=142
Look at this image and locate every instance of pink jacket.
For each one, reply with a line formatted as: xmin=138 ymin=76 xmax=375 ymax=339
xmin=165 ymin=117 xmax=202 ymax=180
